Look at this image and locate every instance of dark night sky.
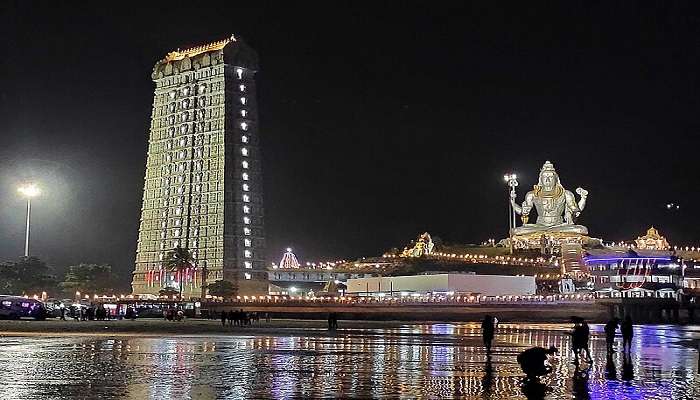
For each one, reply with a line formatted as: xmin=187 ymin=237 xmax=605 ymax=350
xmin=1 ymin=2 xmax=699 ymax=282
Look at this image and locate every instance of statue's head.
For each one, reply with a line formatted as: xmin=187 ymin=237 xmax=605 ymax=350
xmin=538 ymin=161 xmax=559 ymax=191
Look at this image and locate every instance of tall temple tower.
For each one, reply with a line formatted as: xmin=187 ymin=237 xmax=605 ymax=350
xmin=131 ymin=35 xmax=267 ymax=298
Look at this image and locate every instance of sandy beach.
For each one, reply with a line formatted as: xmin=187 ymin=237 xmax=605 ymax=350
xmin=0 ymin=318 xmax=454 ymax=337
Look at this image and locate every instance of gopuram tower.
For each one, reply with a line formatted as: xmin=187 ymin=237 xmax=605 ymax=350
xmin=131 ymin=35 xmax=267 ymax=298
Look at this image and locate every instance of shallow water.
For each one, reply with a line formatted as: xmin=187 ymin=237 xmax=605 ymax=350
xmin=0 ymin=323 xmax=698 ymax=399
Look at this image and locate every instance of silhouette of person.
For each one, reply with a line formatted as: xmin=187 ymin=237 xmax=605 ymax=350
xmin=481 ymin=315 xmax=496 ymax=354
xmin=604 ymin=318 xmax=619 ymax=354
xmin=621 ymin=315 xmax=633 ymax=353
xmin=517 ymin=346 xmax=557 ymax=381
xmin=569 ymin=318 xmax=583 ymax=364
xmin=579 ymin=321 xmax=592 ymax=363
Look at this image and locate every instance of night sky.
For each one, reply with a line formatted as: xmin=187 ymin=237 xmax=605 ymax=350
xmin=2 ymin=2 xmax=699 ymax=282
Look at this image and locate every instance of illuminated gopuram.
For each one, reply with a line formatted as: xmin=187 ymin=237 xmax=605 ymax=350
xmin=132 ymin=35 xmax=267 ymax=297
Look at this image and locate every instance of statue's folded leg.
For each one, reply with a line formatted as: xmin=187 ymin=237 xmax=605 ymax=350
xmin=512 ymin=225 xmax=544 ymax=236
xmin=544 ymin=225 xmax=588 ymax=235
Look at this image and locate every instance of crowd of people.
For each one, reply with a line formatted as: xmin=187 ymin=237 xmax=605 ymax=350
xmin=478 ymin=315 xmax=638 ymax=385
xmin=59 ymin=304 xmax=136 ymax=321
xmin=219 ymin=310 xmax=269 ymax=327
xmin=163 ymin=308 xmax=185 ymax=321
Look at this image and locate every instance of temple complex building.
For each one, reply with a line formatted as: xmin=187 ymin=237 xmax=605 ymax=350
xmin=635 ymin=227 xmax=670 ymax=250
xmin=131 ymin=35 xmax=267 ymax=298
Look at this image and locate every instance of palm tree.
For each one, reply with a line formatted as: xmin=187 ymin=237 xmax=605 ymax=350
xmin=162 ymin=245 xmax=194 ymax=299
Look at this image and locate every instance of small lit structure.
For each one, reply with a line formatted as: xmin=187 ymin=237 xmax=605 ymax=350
xmin=279 ymin=248 xmax=300 ymax=269
xmin=635 ymin=227 xmax=670 ymax=250
xmin=401 ymin=232 xmax=435 ymax=257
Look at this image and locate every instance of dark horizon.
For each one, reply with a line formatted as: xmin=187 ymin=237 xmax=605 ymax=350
xmin=2 ymin=2 xmax=700 ymax=281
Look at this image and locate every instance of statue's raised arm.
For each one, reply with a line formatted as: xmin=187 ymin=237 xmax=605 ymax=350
xmin=575 ymin=187 xmax=588 ymax=212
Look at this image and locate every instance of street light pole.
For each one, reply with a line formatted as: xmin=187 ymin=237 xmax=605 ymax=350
xmin=18 ymin=183 xmax=40 ymax=257
xmin=24 ymin=197 xmax=31 ymax=257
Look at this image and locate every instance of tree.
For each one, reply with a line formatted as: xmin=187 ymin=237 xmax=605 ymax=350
xmin=162 ymin=246 xmax=194 ymax=299
xmin=207 ymin=280 xmax=237 ymax=299
xmin=0 ymin=257 xmax=57 ymax=295
xmin=59 ymin=263 xmax=116 ymax=295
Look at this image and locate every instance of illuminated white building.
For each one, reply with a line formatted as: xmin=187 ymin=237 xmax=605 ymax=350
xmin=346 ymin=274 xmax=537 ymax=296
xmin=132 ymin=35 xmax=267 ymax=297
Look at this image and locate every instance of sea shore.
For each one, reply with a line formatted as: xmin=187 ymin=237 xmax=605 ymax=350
xmin=0 ymin=318 xmax=573 ymax=338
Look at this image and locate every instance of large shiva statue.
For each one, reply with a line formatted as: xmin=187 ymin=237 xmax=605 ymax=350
xmin=510 ymin=161 xmax=589 ymax=235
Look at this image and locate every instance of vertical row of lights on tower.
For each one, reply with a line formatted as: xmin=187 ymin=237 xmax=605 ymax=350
xmin=238 ymin=67 xmax=252 ymax=280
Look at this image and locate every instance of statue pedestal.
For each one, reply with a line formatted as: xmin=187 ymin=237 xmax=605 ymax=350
xmin=510 ymin=231 xmax=600 ymax=253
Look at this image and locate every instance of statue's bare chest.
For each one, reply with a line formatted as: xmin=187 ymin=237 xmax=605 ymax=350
xmin=533 ymin=195 xmax=566 ymax=214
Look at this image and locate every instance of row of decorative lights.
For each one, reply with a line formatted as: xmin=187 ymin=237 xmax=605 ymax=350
xmin=604 ymin=241 xmax=700 ymax=252
xmin=382 ymin=252 xmax=554 ymax=266
xmin=237 ymin=67 xmax=253 ymax=280
xmin=223 ymin=293 xmax=595 ymax=303
xmin=271 ymin=259 xmax=348 ymax=270
xmin=24 ymin=292 xmax=222 ymax=302
xmin=430 ymin=252 xmax=553 ymax=266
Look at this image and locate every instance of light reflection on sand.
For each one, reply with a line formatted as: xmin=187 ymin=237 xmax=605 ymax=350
xmin=0 ymin=323 xmax=697 ymax=399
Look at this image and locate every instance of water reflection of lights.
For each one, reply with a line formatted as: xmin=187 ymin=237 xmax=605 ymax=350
xmin=0 ymin=324 xmax=697 ymax=399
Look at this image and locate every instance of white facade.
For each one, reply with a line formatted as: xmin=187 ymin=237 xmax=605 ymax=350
xmin=345 ymin=274 xmax=536 ymax=296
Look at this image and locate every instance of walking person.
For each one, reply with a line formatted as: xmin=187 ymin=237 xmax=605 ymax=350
xmin=621 ymin=315 xmax=634 ymax=353
xmin=481 ymin=315 xmax=496 ymax=354
xmin=220 ymin=311 xmax=227 ymax=327
xmin=580 ymin=321 xmax=593 ymax=363
xmin=604 ymin=318 xmax=619 ymax=354
xmin=569 ymin=317 xmax=583 ymax=364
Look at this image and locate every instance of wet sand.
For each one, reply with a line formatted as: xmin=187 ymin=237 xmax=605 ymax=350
xmin=0 ymin=318 xmax=453 ymax=337
xmin=0 ymin=322 xmax=697 ymax=399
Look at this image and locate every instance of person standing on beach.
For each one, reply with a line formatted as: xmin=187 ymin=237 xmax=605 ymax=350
xmin=604 ymin=318 xmax=619 ymax=354
xmin=580 ymin=321 xmax=593 ymax=363
xmin=481 ymin=315 xmax=496 ymax=354
xmin=569 ymin=319 xmax=583 ymax=364
xmin=228 ymin=310 xmax=235 ymax=327
xmin=621 ymin=315 xmax=633 ymax=353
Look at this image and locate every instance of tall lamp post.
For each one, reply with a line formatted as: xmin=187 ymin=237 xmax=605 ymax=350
xmin=503 ymin=174 xmax=518 ymax=254
xmin=18 ymin=183 xmax=40 ymax=257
